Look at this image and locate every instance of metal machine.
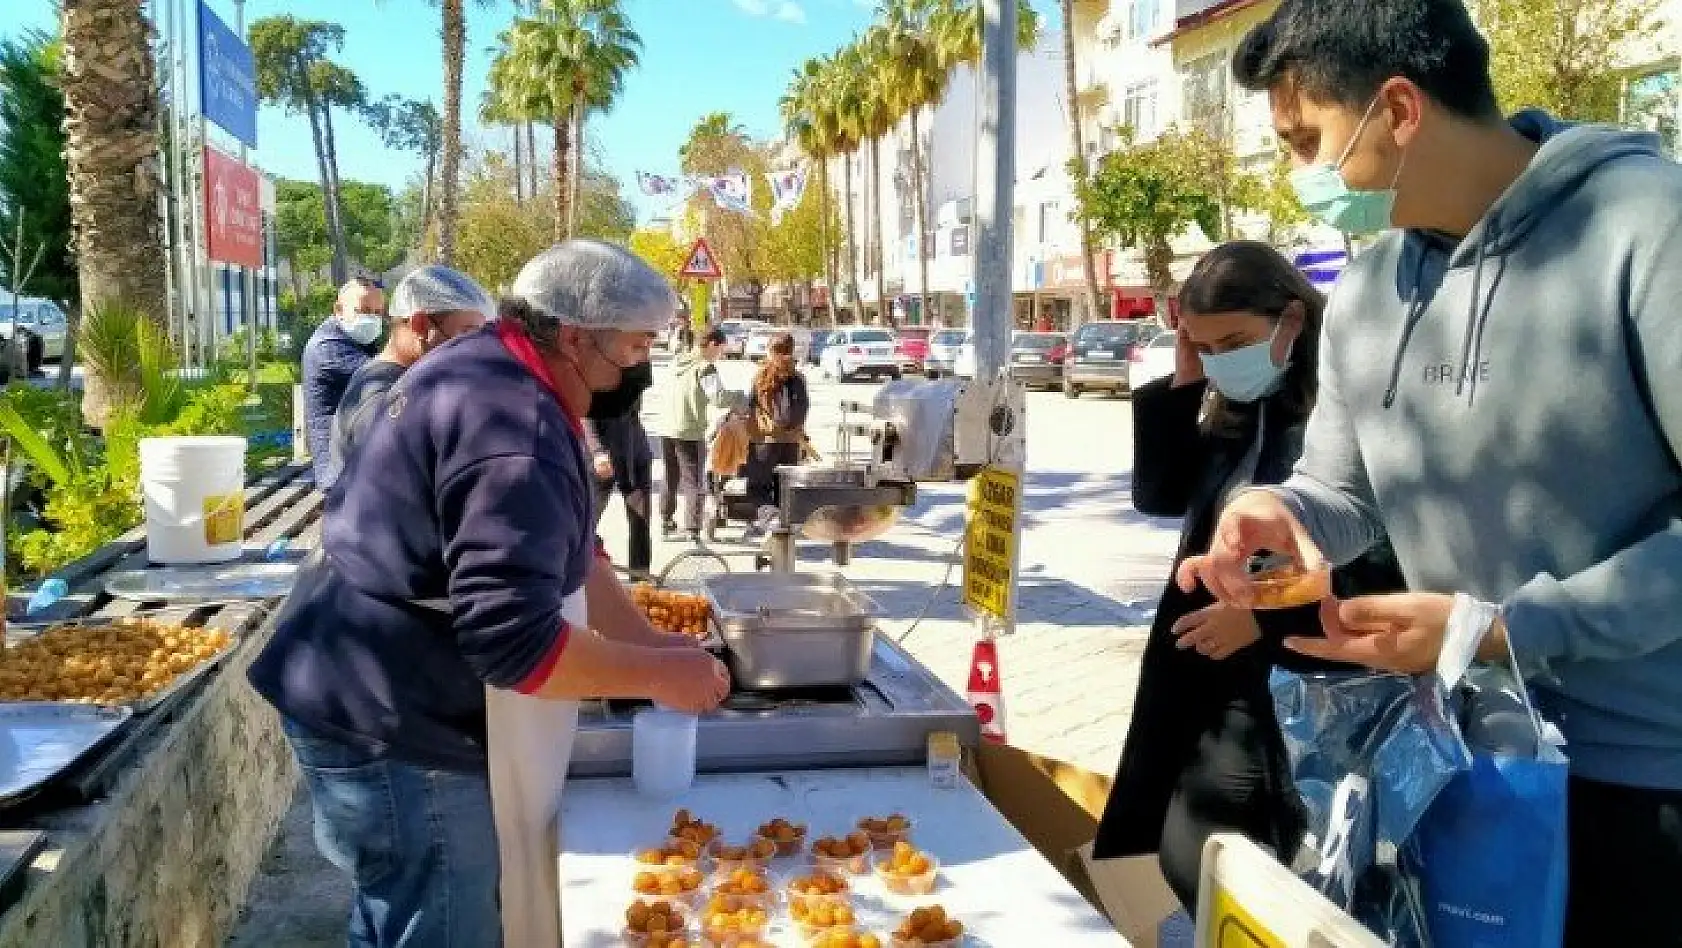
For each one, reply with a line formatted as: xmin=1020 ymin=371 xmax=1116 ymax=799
xmin=751 ymin=375 xmax=1027 ymax=573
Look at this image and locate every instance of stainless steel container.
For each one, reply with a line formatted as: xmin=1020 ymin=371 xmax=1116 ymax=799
xmin=702 ymin=572 xmax=878 ymax=689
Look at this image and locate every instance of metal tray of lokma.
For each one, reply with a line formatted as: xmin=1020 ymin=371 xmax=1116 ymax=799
xmin=2 ymin=617 xmax=239 ymax=714
xmin=0 ymin=702 xmax=132 ymax=806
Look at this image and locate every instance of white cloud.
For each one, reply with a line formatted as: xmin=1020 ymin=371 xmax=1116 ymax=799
xmin=734 ymin=0 xmax=808 ymax=23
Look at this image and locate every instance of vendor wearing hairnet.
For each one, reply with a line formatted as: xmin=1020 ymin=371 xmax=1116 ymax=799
xmin=320 ymin=265 xmax=494 ymax=492
xmin=249 ymin=240 xmax=731 ymax=948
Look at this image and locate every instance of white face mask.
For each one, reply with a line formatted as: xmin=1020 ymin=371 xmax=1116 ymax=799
xmin=342 ymin=314 xmax=383 ymax=345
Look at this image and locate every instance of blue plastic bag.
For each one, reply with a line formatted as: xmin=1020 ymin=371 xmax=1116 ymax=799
xmin=1413 ymin=663 xmax=1569 ymax=948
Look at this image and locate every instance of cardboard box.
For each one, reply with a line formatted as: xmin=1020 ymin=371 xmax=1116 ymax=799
xmin=965 ymin=743 xmax=1181 ymax=946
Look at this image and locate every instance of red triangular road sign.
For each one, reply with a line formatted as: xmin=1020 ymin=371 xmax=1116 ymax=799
xmin=679 ymin=237 xmax=722 ymax=280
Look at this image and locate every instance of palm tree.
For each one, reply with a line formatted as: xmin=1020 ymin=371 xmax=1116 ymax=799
xmin=484 ymin=47 xmax=529 ymax=206
xmin=57 ymin=0 xmax=167 ymax=348
xmin=1060 ymin=0 xmax=1103 ymax=326
xmin=878 ymin=0 xmax=950 ymax=326
xmin=780 ymin=59 xmax=839 ymax=309
xmin=437 ymin=0 xmax=468 ymax=264
xmin=842 ymin=33 xmax=896 ymax=325
xmin=506 ymin=0 xmax=641 ymax=242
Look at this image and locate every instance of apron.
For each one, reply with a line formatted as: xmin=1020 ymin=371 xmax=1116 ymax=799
xmin=485 ymin=587 xmax=584 ymax=948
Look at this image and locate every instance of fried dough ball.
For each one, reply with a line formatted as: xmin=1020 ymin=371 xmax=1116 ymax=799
xmin=0 ymin=618 xmax=231 ymax=705
xmin=631 ymin=585 xmax=713 ymax=639
xmin=632 ymin=867 xmax=703 ymax=898
xmin=787 ymin=872 xmax=850 ymax=898
xmin=712 ymin=868 xmax=771 ymax=897
xmin=893 ymin=906 xmax=964 ymax=944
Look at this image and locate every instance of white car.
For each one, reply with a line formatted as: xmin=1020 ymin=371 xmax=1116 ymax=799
xmin=953 ymin=334 xmax=977 ymax=379
xmin=744 ymin=327 xmax=777 ymax=360
xmin=718 ymin=319 xmax=770 ymax=358
xmin=819 ymin=327 xmax=902 ymax=382
xmin=0 ymin=297 xmax=68 ymax=366
xmin=925 ymin=327 xmax=968 ymax=376
xmin=1129 ymin=331 xmax=1178 ymax=391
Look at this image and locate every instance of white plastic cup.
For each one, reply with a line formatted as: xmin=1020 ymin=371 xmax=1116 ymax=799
xmin=633 ymin=708 xmax=698 ymax=798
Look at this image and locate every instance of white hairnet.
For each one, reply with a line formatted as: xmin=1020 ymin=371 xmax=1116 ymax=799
xmin=509 ymin=239 xmax=676 ymax=333
xmin=390 ymin=265 xmax=496 ymax=322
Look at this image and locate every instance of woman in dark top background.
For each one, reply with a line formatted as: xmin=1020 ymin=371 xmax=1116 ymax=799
xmin=1092 ymin=241 xmax=1405 ymax=913
xmin=583 ymin=360 xmax=656 ymax=579
xmin=742 ymin=332 xmax=810 ymax=512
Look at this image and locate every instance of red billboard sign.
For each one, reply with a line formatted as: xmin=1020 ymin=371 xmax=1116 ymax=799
xmin=203 ymin=146 xmax=262 ymax=268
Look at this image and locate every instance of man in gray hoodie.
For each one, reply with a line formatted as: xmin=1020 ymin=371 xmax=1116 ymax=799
xmin=1177 ymin=0 xmax=1682 ymax=940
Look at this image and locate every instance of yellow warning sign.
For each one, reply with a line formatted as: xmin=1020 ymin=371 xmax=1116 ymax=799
xmin=962 ymin=467 xmax=1020 ymax=621
xmin=1207 ymin=885 xmax=1287 ymax=948
xmin=202 ymin=492 xmax=244 ymax=546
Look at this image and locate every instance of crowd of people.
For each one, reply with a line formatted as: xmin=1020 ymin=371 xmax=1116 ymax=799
xmin=270 ymin=0 xmax=1680 ymax=944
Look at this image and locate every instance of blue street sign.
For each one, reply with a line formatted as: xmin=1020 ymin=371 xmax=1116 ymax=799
xmin=198 ymin=0 xmax=258 ymax=149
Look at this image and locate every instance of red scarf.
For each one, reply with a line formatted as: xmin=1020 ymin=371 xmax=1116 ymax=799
xmin=496 ymin=319 xmax=584 ymax=436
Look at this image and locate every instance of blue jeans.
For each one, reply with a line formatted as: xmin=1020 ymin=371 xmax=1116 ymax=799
xmin=283 ymin=719 xmax=502 ymax=948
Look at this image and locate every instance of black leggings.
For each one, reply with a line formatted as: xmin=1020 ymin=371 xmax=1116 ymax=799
xmin=659 ymin=438 xmax=706 ymax=531
xmin=592 ymin=476 xmax=651 ymax=573
xmin=1566 ymin=775 xmax=1682 ymax=946
xmin=1157 ymin=701 xmax=1304 ymax=913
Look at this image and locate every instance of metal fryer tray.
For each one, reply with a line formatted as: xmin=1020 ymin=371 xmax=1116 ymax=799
xmin=0 ymin=703 xmax=133 ymax=806
xmin=702 ymin=572 xmax=878 ymax=635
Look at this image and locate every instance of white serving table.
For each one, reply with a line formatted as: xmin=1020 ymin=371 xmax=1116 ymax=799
xmin=560 ymin=767 xmax=1129 ymax=947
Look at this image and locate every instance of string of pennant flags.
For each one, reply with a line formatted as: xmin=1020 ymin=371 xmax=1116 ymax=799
xmin=636 ymin=166 xmax=810 ymax=224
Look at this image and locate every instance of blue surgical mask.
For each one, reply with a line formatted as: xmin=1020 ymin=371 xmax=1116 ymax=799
xmin=1290 ymin=95 xmax=1405 ymax=235
xmin=1200 ymin=324 xmax=1290 ymax=403
xmin=343 ymin=314 xmax=383 ymax=346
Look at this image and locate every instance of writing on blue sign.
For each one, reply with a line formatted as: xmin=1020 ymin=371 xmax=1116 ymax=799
xmin=198 ymin=0 xmax=258 ymax=149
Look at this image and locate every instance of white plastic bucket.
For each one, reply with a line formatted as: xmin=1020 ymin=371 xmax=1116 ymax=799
xmin=139 ymin=436 xmax=247 ymax=565
xmin=632 ymin=708 xmax=697 ymax=798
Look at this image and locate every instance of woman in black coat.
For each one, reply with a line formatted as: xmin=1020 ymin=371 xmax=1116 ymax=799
xmin=1092 ymin=242 xmax=1405 ymax=914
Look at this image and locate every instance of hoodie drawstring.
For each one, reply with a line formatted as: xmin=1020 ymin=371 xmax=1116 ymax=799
xmin=1460 ymin=223 xmax=1507 ymax=406
xmin=1383 ymin=249 xmax=1433 ymax=409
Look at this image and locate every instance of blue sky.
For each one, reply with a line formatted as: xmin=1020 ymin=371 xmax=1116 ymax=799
xmin=7 ymin=0 xmax=1057 ymax=224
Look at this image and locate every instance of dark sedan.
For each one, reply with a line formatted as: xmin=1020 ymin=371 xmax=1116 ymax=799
xmin=1008 ymin=332 xmax=1068 ymax=390
xmin=1064 ymin=319 xmax=1153 ymax=398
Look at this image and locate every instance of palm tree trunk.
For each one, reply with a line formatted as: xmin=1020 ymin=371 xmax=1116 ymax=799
xmin=910 ymin=108 xmax=932 ymax=328
xmin=568 ymin=109 xmax=585 ymax=238
xmin=513 ymin=125 xmax=525 ymax=206
xmin=525 ymin=122 xmax=539 ymax=200
xmin=553 ymin=107 xmax=573 ymax=244
xmin=818 ymin=160 xmax=835 ymax=313
xmin=437 ymin=0 xmax=466 ymax=264
xmin=320 ymin=102 xmax=354 ymax=278
xmin=1061 ymin=0 xmax=1104 ymax=326
xmin=869 ymin=137 xmax=887 ymax=326
xmin=842 ymin=153 xmax=861 ymax=324
xmin=421 ymin=148 xmax=437 ymax=252
xmin=298 ymin=77 xmax=346 ymax=284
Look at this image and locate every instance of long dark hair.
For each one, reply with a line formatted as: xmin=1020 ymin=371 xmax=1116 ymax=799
xmin=1176 ymin=241 xmax=1325 ymax=435
xmin=753 ymin=332 xmax=797 ymax=401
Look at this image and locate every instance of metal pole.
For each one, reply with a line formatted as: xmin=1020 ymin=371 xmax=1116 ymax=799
xmin=171 ymin=0 xmax=195 ymax=360
xmin=235 ymin=0 xmax=257 ymax=383
xmin=158 ymin=0 xmax=179 ymax=348
xmin=971 ymin=0 xmax=1017 ymax=380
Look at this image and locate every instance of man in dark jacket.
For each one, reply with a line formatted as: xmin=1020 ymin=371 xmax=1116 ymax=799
xmin=321 ymin=266 xmax=493 ymax=492
xmin=300 ymin=277 xmax=383 ymax=485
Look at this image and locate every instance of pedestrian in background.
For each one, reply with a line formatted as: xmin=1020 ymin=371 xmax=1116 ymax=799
xmin=322 ymin=265 xmax=493 ymax=492
xmin=654 ymin=328 xmax=730 ymax=541
xmin=1093 ymin=241 xmax=1404 ymax=914
xmin=584 ymin=360 xmax=656 ymax=579
xmin=743 ymin=332 xmax=809 ymax=514
xmin=301 ymin=277 xmax=383 ymax=486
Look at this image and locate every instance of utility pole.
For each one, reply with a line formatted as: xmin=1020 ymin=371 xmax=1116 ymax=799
xmin=235 ymin=0 xmax=258 ymax=384
xmin=971 ymin=0 xmax=1017 ymax=380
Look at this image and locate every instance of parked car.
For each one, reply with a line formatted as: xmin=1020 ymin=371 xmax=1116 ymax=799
xmin=894 ymin=327 xmax=932 ymax=374
xmin=1008 ymin=331 xmax=1068 ymax=390
xmin=819 ymin=326 xmax=902 ymax=382
xmin=718 ymin=318 xmax=769 ymax=358
xmin=1128 ymin=330 xmax=1179 ymax=392
xmin=953 ymin=334 xmax=977 ymax=379
xmin=926 ymin=327 xmax=968 ymax=376
xmin=0 ymin=297 xmax=66 ymax=370
xmin=807 ymin=329 xmax=836 ymax=366
xmin=1064 ymin=319 xmax=1153 ymax=398
xmin=745 ymin=327 xmax=777 ymax=360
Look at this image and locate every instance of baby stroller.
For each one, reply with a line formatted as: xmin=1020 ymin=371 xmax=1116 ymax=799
xmin=702 ymin=402 xmax=762 ymax=543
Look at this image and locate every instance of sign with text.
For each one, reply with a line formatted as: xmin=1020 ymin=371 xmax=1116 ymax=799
xmin=197 ymin=0 xmax=258 ymax=148
xmin=963 ymin=467 xmax=1021 ymax=622
xmin=203 ymin=147 xmax=263 ymax=268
